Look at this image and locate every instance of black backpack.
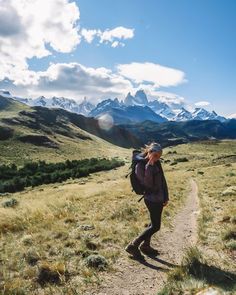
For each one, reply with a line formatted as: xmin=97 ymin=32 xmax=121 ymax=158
xmin=125 ymin=149 xmax=148 ymax=202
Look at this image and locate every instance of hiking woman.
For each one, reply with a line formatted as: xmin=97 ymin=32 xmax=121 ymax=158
xmin=125 ymin=142 xmax=169 ymax=260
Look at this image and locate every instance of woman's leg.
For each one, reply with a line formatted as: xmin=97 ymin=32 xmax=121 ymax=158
xmin=132 ymin=199 xmax=163 ymax=247
xmin=142 ymin=222 xmax=151 ymax=246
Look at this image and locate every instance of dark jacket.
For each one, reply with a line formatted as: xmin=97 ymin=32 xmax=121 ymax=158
xmin=135 ymin=155 xmax=169 ymax=203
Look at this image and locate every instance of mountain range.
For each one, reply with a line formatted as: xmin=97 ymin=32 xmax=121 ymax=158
xmin=0 ymin=94 xmax=236 ymax=151
xmin=0 ymin=89 xmax=228 ymax=124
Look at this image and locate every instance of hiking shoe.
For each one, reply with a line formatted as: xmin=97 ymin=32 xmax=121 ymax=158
xmin=125 ymin=243 xmax=145 ymax=260
xmin=140 ymin=244 xmax=160 ymax=256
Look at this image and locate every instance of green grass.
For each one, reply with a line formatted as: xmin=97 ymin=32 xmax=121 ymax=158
xmin=0 ymin=145 xmax=189 ymax=294
xmin=159 ymin=246 xmax=236 ymax=294
xmin=0 ymin=98 xmax=31 ymax=119
xmin=0 ymin=97 xmax=131 ymax=166
xmin=0 ymin=139 xmax=235 ymax=294
xmin=0 ymin=157 xmax=125 ymax=193
xmin=158 ymin=139 xmax=236 ymax=294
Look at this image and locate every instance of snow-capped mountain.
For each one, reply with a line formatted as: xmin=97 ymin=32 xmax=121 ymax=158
xmin=0 ymin=89 xmax=12 ymax=98
xmin=172 ymin=107 xmax=227 ymax=122
xmin=32 ymin=96 xmax=47 ymax=107
xmin=89 ymin=98 xmax=122 ymax=117
xmin=77 ymin=97 xmax=95 ymax=116
xmin=121 ymin=90 xmax=183 ymax=120
xmin=1 ymin=89 xmax=228 ymax=123
xmin=124 ymin=90 xmax=148 ymax=106
xmin=174 ymin=107 xmax=195 ymax=121
xmin=191 ymin=108 xmax=226 ymax=122
xmin=8 ymin=93 xmax=95 ymax=116
xmin=147 ymin=100 xmax=177 ymax=120
xmin=95 ymin=105 xmax=168 ymax=124
xmin=88 ymin=95 xmax=167 ymax=124
xmin=29 ymin=96 xmax=95 ymax=116
xmin=90 ymin=92 xmax=227 ymax=123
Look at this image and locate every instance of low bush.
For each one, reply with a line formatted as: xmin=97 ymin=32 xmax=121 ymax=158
xmin=0 ymin=157 xmax=125 ymax=193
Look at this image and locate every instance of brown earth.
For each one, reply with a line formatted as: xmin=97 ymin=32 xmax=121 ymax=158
xmin=85 ymin=178 xmax=199 ymax=295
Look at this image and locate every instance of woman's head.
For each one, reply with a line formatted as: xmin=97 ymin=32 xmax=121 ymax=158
xmin=141 ymin=141 xmax=163 ymax=161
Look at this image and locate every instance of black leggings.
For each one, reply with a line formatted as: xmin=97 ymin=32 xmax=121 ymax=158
xmin=133 ymin=198 xmax=163 ymax=246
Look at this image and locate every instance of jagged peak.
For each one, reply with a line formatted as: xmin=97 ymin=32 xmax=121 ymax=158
xmin=125 ymin=92 xmax=134 ymax=98
xmin=37 ymin=95 xmax=46 ymax=100
xmin=193 ymin=107 xmax=206 ymax=113
xmin=135 ymin=89 xmax=146 ymax=96
xmin=179 ymin=107 xmax=190 ymax=113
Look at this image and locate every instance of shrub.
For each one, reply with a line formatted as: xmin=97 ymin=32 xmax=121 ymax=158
xmin=175 ymin=157 xmax=189 ymax=162
xmin=37 ymin=261 xmax=68 ymax=285
xmin=198 ymin=171 xmax=204 ymax=175
xmin=2 ymin=198 xmax=18 ymax=208
xmin=84 ymin=254 xmax=108 ymax=270
xmin=0 ymin=157 xmax=124 ymax=193
xmin=225 ymin=240 xmax=236 ymax=250
xmin=222 ymin=229 xmax=236 ymax=241
xmin=24 ymin=248 xmax=40 ymax=265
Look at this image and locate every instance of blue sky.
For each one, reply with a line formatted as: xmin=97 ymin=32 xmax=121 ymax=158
xmin=0 ymin=0 xmax=235 ymax=117
xmin=75 ymin=0 xmax=236 ymax=116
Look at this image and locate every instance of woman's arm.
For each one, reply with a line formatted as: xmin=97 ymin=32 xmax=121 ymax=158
xmin=157 ymin=161 xmax=169 ymax=202
xmin=143 ymin=163 xmax=155 ymax=190
xmin=163 ymin=175 xmax=169 ymax=202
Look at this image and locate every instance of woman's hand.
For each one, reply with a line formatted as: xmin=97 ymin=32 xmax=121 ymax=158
xmin=147 ymin=150 xmax=162 ymax=166
xmin=147 ymin=153 xmax=158 ymax=165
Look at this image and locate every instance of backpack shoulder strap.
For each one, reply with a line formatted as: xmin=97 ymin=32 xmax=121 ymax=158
xmin=125 ymin=150 xmax=145 ymax=178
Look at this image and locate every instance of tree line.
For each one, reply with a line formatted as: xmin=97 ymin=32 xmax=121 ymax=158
xmin=0 ymin=157 xmax=125 ymax=193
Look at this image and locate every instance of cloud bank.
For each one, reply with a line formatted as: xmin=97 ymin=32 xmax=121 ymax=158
xmin=0 ymin=0 xmax=135 ymax=86
xmin=0 ymin=0 xmax=186 ymax=108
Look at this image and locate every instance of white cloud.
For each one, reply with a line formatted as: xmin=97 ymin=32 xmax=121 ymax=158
xmin=136 ymin=85 xmax=186 ymax=108
xmin=80 ymin=26 xmax=134 ymax=47
xmin=0 ymin=1 xmax=134 ymax=86
xmin=111 ymin=41 xmax=119 ymax=48
xmin=194 ymin=101 xmax=210 ymax=107
xmin=117 ymin=62 xmax=186 ymax=88
xmin=111 ymin=41 xmax=125 ymax=48
xmin=0 ymin=0 xmax=81 ymax=84
xmin=24 ymin=62 xmax=133 ymax=102
xmin=0 ymin=1 xmax=22 ymax=36
xmin=0 ymin=1 xmax=187 ymax=107
xmin=2 ymin=61 xmax=188 ymax=108
xmin=150 ymin=91 xmax=185 ymax=106
xmin=80 ymin=28 xmax=98 ymax=43
xmin=99 ymin=26 xmax=134 ymax=43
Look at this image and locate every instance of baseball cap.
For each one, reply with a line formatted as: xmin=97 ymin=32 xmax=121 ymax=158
xmin=147 ymin=142 xmax=162 ymax=153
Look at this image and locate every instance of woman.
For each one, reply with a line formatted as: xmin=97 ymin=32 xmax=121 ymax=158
xmin=125 ymin=141 xmax=169 ymax=260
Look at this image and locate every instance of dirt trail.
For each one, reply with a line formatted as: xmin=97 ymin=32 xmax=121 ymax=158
xmin=85 ymin=178 xmax=199 ymax=295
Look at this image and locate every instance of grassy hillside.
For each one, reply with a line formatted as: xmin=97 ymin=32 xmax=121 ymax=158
xmin=0 ymin=140 xmax=235 ymax=294
xmin=159 ymin=140 xmax=236 ymax=294
xmin=0 ymin=96 xmax=139 ymax=165
xmin=0 ymin=96 xmax=31 ymax=119
xmin=0 ymin=96 xmax=235 ymax=294
xmin=0 ymin=142 xmax=190 ymax=294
